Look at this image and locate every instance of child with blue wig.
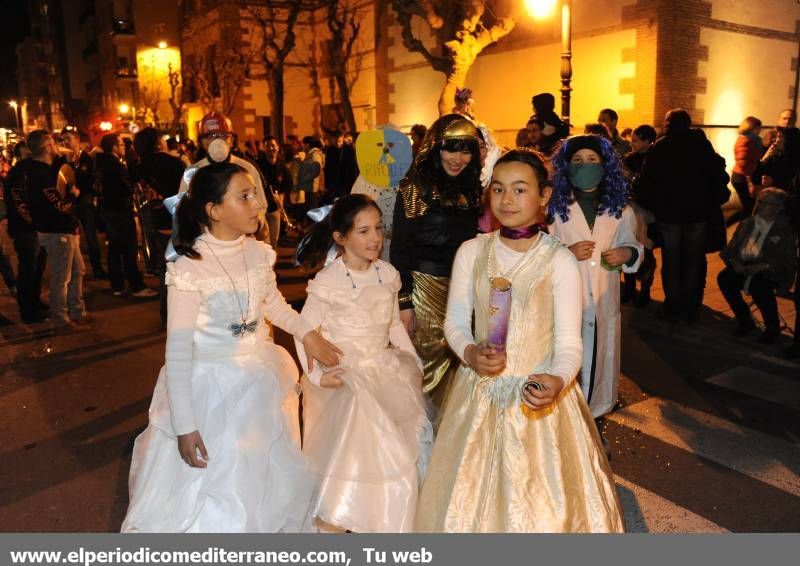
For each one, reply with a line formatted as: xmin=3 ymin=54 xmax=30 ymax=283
xmin=548 ymin=135 xmax=643 ymax=422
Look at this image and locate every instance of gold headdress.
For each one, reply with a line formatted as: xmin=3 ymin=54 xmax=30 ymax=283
xmin=400 ymin=114 xmax=480 ymax=218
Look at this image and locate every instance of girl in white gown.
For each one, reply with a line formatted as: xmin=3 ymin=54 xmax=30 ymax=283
xmin=295 ymin=194 xmax=433 ymax=533
xmin=121 ymin=163 xmax=340 ymax=533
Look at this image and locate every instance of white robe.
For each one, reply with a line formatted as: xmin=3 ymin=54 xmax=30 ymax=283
xmin=549 ymin=202 xmax=643 ymax=418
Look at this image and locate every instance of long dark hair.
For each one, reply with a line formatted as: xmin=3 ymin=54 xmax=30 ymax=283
xmin=296 ymin=194 xmax=382 ymax=268
xmin=418 ymin=137 xmax=482 ymax=208
xmin=173 ymin=162 xmax=248 ymax=259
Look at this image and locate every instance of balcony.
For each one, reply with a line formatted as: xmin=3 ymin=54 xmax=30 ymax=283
xmin=111 ymin=18 xmax=136 ymax=35
xmin=115 ymin=66 xmax=138 ymax=79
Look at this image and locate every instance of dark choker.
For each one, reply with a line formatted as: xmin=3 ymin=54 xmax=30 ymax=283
xmin=499 ymin=224 xmax=544 ymax=240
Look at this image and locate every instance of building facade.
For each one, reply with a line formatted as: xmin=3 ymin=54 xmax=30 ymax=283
xmin=179 ymin=0 xmax=377 ymax=142
xmin=175 ymin=0 xmax=799 ymax=177
xmin=16 ymin=0 xmax=73 ymax=132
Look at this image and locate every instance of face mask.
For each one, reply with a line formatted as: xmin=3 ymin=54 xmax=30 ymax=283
xmin=568 ymin=162 xmax=604 ymax=190
xmin=207 ymin=137 xmax=231 ymax=163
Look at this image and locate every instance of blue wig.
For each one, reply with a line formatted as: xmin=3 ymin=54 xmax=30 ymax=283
xmin=548 ymin=135 xmax=628 ymax=223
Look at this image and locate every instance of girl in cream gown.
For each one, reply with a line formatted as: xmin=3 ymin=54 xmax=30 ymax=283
xmin=295 ymin=194 xmax=432 ymax=533
xmin=415 ymin=149 xmax=624 ymax=533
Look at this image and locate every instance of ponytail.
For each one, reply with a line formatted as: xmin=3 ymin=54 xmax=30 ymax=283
xmin=296 ymin=216 xmax=336 ymax=268
xmin=296 ymin=194 xmax=382 ymax=268
xmin=172 ymin=162 xmax=247 ymax=259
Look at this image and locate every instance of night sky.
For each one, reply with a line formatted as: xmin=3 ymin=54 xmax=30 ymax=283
xmin=0 ymin=3 xmax=30 ymax=129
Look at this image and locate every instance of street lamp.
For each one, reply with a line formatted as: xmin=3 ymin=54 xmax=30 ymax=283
xmin=9 ymin=100 xmax=20 ymax=131
xmin=119 ymin=102 xmax=130 ymax=114
xmin=526 ymin=0 xmax=573 ymax=126
xmin=158 ymin=41 xmax=167 ymax=49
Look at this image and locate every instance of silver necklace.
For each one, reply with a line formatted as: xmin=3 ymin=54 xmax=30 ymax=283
xmin=342 ymin=257 xmax=382 ymax=289
xmin=488 ymin=231 xmax=541 ymax=284
xmin=203 ymin=239 xmax=257 ymax=338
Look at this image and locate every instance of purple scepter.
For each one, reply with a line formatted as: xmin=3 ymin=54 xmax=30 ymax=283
xmin=488 ymin=277 xmax=512 ymax=349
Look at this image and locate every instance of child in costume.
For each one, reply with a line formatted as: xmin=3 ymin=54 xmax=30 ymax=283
xmin=296 ymin=194 xmax=432 ymax=533
xmin=548 ymin=135 xmax=643 ymax=420
xmin=122 ymin=163 xmax=340 ymax=532
xmin=415 ymin=149 xmax=624 ymax=533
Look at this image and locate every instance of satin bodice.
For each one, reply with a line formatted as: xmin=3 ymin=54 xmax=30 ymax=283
xmin=472 ymin=233 xmax=561 ymax=377
xmin=317 ymin=282 xmax=396 ymax=356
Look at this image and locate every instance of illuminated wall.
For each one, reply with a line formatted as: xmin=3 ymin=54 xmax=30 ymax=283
xmin=136 ymin=46 xmax=181 ymax=127
xmin=383 ymin=0 xmax=641 ymax=144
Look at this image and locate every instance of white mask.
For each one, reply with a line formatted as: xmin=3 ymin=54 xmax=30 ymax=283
xmin=207 ymin=137 xmax=230 ymax=162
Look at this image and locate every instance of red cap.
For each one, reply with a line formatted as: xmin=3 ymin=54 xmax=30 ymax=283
xmin=199 ymin=111 xmax=232 ymax=135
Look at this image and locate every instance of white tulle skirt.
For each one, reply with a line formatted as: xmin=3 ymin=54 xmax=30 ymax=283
xmin=121 ymin=344 xmax=313 ymax=533
xmin=301 ymin=347 xmax=433 ymax=533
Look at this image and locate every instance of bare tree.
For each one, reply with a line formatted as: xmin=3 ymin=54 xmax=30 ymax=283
xmin=324 ymin=0 xmax=365 ymax=133
xmin=167 ymin=62 xmax=185 ymax=134
xmin=138 ymin=84 xmax=161 ymax=127
xmin=214 ymin=46 xmax=252 ymax=118
xmin=392 ymin=0 xmax=515 ymax=115
xmin=183 ymin=55 xmax=214 ymax=112
xmin=245 ymin=1 xmax=304 ymax=142
xmin=296 ymin=13 xmax=325 ymax=137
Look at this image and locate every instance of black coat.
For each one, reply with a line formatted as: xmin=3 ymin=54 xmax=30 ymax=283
xmin=638 ymin=129 xmax=730 ymax=224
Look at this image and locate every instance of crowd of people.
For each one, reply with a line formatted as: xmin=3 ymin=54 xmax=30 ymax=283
xmin=0 ymin=95 xmax=798 ymax=533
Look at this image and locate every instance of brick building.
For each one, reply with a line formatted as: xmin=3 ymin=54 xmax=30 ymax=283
xmin=381 ymin=0 xmax=800 ymax=160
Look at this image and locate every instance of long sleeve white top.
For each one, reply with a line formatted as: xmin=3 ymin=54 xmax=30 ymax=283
xmin=164 ymin=231 xmax=312 ymax=435
xmin=443 ymin=236 xmax=584 ymax=386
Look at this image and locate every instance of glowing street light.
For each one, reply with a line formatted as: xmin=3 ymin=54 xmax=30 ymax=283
xmin=158 ymin=41 xmax=168 ymax=49
xmin=525 ymin=0 xmax=573 ymax=126
xmin=119 ymin=103 xmax=130 ymax=114
xmin=525 ymin=0 xmax=557 ymax=19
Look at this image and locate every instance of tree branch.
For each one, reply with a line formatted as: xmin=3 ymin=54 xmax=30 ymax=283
xmin=391 ymin=0 xmax=451 ymax=74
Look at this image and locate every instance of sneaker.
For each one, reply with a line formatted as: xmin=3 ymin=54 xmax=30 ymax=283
xmin=132 ymin=287 xmax=158 ymax=298
xmin=72 ymin=313 xmax=94 ymax=326
xmin=54 ymin=321 xmax=91 ymax=334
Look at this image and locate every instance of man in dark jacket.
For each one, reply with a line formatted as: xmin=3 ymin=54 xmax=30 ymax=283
xmin=25 ymin=130 xmax=90 ymax=331
xmin=133 ymin=127 xmax=185 ymax=324
xmin=3 ymin=141 xmax=49 ymax=323
xmin=717 ymin=189 xmax=797 ymax=343
xmin=61 ymin=130 xmax=106 ymax=278
xmin=95 ymin=133 xmax=156 ymax=298
xmin=258 ymin=136 xmax=293 ymax=248
xmin=639 ymin=109 xmax=730 ymax=321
